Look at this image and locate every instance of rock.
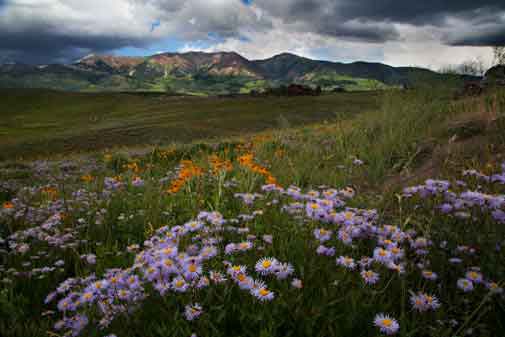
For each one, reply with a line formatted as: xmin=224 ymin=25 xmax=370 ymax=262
xmin=483 ymin=65 xmax=505 ymax=86
xmin=447 ymin=119 xmax=487 ymax=140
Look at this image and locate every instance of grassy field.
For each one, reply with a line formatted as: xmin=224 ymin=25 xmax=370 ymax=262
xmin=1 ymin=87 xmax=505 ymax=337
xmin=0 ymin=89 xmax=380 ymax=160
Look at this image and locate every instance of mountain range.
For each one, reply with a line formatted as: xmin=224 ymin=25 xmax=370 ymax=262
xmin=0 ymin=51 xmax=470 ymax=95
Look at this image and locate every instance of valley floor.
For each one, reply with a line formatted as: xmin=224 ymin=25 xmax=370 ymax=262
xmin=1 ymin=87 xmax=505 ymax=337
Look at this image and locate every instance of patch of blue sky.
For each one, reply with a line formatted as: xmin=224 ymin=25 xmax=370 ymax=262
xmin=114 ymin=38 xmax=186 ymax=57
xmin=150 ymin=20 xmax=161 ymax=33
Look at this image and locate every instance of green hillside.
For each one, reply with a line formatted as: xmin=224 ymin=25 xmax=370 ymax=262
xmin=0 ymin=52 xmax=473 ymax=95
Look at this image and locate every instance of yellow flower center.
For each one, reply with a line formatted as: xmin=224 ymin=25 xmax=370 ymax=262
xmin=382 ymin=319 xmax=392 ymax=327
xmin=259 ymin=288 xmax=270 ymax=297
xmin=175 ymin=280 xmax=184 ymax=288
xmin=188 ymin=264 xmax=197 ymax=273
xmin=262 ymin=260 xmax=272 ymax=268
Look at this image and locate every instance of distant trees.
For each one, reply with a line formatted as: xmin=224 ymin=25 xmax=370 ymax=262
xmin=439 ymin=57 xmax=486 ymax=76
xmin=493 ymin=47 xmax=505 ymax=66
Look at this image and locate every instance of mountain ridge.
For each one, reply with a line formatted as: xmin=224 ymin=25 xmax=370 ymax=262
xmin=0 ymin=51 xmax=471 ymax=94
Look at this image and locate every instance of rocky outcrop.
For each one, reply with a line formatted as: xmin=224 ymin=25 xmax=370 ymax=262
xmin=483 ymin=65 xmax=505 ymax=86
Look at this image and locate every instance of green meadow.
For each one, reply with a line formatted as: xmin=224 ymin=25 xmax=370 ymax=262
xmin=1 ymin=87 xmax=505 ymax=337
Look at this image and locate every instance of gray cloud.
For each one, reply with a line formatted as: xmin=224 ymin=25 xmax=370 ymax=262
xmin=253 ymin=0 xmax=505 ymax=43
xmin=445 ymin=12 xmax=505 ymax=46
xmin=0 ymin=0 xmax=504 ymax=64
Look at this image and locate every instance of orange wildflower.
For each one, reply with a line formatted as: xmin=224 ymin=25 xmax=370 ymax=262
xmin=81 ymin=174 xmax=94 ymax=183
xmin=3 ymin=201 xmax=14 ymax=209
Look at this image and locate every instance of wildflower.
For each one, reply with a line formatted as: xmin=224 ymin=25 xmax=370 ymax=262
xmin=255 ymin=257 xmax=278 ymax=275
xmin=465 ymin=271 xmax=483 ymax=284
xmin=80 ymin=291 xmax=95 ymax=304
xmin=410 ymin=292 xmax=441 ymax=312
xmin=132 ymin=176 xmax=144 ymax=187
xmin=184 ymin=303 xmax=203 ymax=321
xmin=235 ymin=274 xmax=253 ymax=290
xmin=421 ymin=270 xmax=438 ymax=281
xmin=117 ymin=289 xmax=131 ymax=300
xmin=57 ymin=297 xmax=75 ymax=312
xmin=449 ymin=257 xmax=463 ymax=264
xmin=316 ymin=245 xmax=335 ymax=256
xmin=291 ymin=278 xmax=303 ymax=289
xmin=236 ymin=241 xmax=253 ymax=252
xmin=209 ymin=271 xmax=227 ymax=284
xmin=2 ymin=201 xmax=14 ymax=209
xmin=160 ymin=246 xmax=178 ymax=258
xmin=45 ymin=291 xmax=58 ymax=304
xmin=387 ymin=262 xmax=405 ymax=275
xmin=234 ymin=193 xmax=261 ymax=205
xmin=172 ymin=277 xmax=189 ymax=292
xmin=196 ymin=276 xmax=210 ymax=289
xmin=374 ymin=313 xmax=400 ymax=335
xmin=336 ymin=256 xmax=356 ymax=270
xmin=262 ymin=235 xmax=273 ymax=244
xmin=388 ymin=246 xmax=404 ymax=260
xmin=486 ymin=281 xmax=504 ymax=294
xmin=184 ymin=220 xmax=204 ymax=232
xmin=199 ymin=246 xmax=218 ymax=260
xmin=252 ymin=287 xmax=275 ymax=302
xmin=361 ymin=270 xmax=380 ymax=285
xmin=353 ymin=158 xmax=364 ymax=166
xmin=85 ymin=254 xmax=97 ymax=265
xmin=457 ymin=278 xmax=474 ymax=292
xmin=373 ymin=247 xmax=393 ymax=264
xmin=274 ymin=262 xmax=294 ymax=280
xmin=183 ymin=262 xmax=202 ymax=280
xmin=307 ymin=203 xmax=326 ymax=219
xmin=313 ymin=228 xmax=332 ymax=242
xmin=227 ymin=265 xmax=247 ymax=276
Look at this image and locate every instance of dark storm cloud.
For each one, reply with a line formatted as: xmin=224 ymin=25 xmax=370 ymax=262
xmin=332 ymin=1 xmax=505 ymax=25
xmin=449 ymin=27 xmax=505 ymax=46
xmin=0 ymin=30 xmax=149 ymax=64
xmin=254 ymin=0 xmax=505 ymax=44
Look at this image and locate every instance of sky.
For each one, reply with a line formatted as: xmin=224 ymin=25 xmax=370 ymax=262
xmin=1 ymin=0 xmax=504 ymax=70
